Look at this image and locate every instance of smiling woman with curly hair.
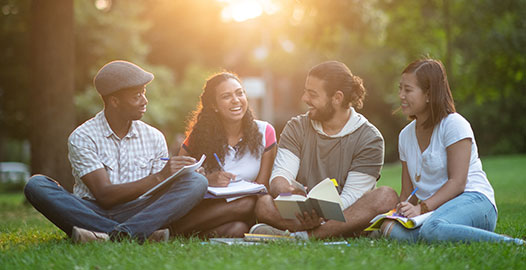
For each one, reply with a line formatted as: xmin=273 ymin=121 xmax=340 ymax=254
xmin=170 ymin=72 xmax=277 ymax=238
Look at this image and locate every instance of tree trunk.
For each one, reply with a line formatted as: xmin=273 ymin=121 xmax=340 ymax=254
xmin=30 ymin=0 xmax=75 ymax=192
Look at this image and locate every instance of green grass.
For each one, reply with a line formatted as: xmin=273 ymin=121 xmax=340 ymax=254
xmin=1 ymin=155 xmax=525 ymax=269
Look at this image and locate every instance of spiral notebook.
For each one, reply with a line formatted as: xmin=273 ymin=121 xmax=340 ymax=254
xmin=364 ymin=209 xmax=434 ymax=231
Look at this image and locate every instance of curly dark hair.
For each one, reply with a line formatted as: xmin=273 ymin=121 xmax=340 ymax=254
xmin=184 ymin=72 xmax=263 ymax=173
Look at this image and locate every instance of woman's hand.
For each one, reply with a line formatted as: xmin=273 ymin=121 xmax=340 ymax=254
xmin=207 ymin=171 xmax=236 ymax=187
xmin=397 ymin=201 xmax=421 ymax=218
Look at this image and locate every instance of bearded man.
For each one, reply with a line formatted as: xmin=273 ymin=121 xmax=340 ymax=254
xmin=250 ymin=61 xmax=398 ymax=239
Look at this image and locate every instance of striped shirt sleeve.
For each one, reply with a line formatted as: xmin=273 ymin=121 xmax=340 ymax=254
xmin=68 ymin=132 xmax=105 ymax=179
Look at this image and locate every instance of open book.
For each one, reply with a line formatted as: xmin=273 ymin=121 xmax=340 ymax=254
xmin=364 ymin=209 xmax=434 ymax=231
xmin=205 ymin=180 xmax=267 ymax=199
xmin=138 ymin=155 xmax=206 ymax=199
xmin=274 ymin=178 xmax=346 ymax=222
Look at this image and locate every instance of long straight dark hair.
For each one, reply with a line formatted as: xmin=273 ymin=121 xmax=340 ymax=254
xmin=402 ymin=58 xmax=456 ymax=129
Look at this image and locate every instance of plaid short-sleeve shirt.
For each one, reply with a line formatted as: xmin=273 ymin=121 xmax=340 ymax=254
xmin=68 ymin=111 xmax=168 ymax=200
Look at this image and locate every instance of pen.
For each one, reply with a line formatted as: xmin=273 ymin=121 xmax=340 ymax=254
xmin=213 ymin=153 xmax=224 ymax=170
xmin=213 ymin=153 xmax=235 ymax=182
xmin=160 ymin=157 xmax=169 ymax=161
xmin=396 ymin=187 xmax=419 ymax=216
xmin=404 ymin=187 xmax=418 ymax=203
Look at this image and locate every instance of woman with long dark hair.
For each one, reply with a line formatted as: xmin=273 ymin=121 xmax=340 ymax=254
xmin=381 ymin=58 xmax=524 ymax=244
xmin=170 ymin=72 xmax=277 ymax=237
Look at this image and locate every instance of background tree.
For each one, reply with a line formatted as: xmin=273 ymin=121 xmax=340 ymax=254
xmin=452 ymin=0 xmax=526 ymax=155
xmin=0 ymin=0 xmax=31 ymax=165
xmin=30 ymin=0 xmax=75 ymax=190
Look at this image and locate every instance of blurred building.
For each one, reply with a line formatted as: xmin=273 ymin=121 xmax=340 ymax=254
xmin=0 ymin=162 xmax=30 ymax=183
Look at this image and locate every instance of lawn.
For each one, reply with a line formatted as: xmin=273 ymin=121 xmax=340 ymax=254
xmin=1 ymin=155 xmax=525 ymax=269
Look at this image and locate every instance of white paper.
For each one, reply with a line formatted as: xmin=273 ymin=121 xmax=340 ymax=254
xmin=139 ymin=155 xmax=206 ymax=199
xmin=207 ymin=180 xmax=267 ymax=196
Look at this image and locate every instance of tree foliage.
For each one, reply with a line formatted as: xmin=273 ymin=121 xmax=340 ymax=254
xmin=451 ymin=0 xmax=526 ymax=154
xmin=1 ymin=0 xmax=524 ymax=170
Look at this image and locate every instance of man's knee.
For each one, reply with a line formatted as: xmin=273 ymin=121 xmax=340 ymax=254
xmin=254 ymin=194 xmax=274 ymax=220
xmin=372 ymin=186 xmax=399 ymax=210
xmin=231 ymin=196 xmax=257 ymax=217
xmin=24 ymin=174 xmax=64 ymax=207
xmin=184 ymin=172 xmax=208 ymax=195
xmin=24 ymin=175 xmax=52 ymax=197
xmin=377 ymin=186 xmax=398 ymax=201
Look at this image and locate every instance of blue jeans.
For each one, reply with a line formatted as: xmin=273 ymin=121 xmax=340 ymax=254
xmin=24 ymin=173 xmax=208 ymax=241
xmin=388 ymin=192 xmax=524 ymax=244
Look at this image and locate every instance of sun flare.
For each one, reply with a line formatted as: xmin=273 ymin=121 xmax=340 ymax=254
xmin=218 ymin=0 xmax=279 ymax=22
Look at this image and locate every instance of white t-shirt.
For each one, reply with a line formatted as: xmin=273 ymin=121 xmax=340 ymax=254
xmin=183 ymin=120 xmax=276 ymax=182
xmin=222 ymin=120 xmax=276 ymax=182
xmin=398 ymin=113 xmax=496 ymax=209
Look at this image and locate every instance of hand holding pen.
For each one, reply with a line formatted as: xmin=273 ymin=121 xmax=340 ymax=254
xmin=158 ymin=156 xmax=196 ymax=180
xmin=207 ymin=153 xmax=235 ymax=187
xmin=396 ymin=187 xmax=419 ymax=217
xmin=404 ymin=187 xmax=418 ymax=203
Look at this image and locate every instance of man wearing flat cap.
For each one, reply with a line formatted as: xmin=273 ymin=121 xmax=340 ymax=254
xmin=24 ymin=60 xmax=208 ymax=243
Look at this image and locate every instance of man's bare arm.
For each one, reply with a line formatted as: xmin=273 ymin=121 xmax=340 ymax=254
xmin=269 ymin=176 xmax=306 ymax=198
xmin=83 ymin=156 xmax=197 ymax=209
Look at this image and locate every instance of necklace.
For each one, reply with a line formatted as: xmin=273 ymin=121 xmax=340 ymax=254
xmin=415 ymin=157 xmax=421 ymax=182
xmin=414 ymin=122 xmax=431 ymax=183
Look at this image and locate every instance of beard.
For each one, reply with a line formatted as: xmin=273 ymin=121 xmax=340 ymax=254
xmin=308 ymin=101 xmax=336 ymax=122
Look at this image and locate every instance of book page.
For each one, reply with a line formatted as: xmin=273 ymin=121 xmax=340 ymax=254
xmin=207 ymin=180 xmax=267 ymax=196
xmin=289 ymin=178 xmax=307 ymax=194
xmin=307 ymin=178 xmax=343 ymax=209
xmin=369 ymin=209 xmax=396 ymax=224
xmin=309 ymin=198 xmax=346 ymax=222
xmin=274 ymin=194 xmax=308 ymax=220
xmin=408 ymin=211 xmax=434 ymax=227
xmin=365 ymin=210 xmax=434 ymax=231
xmin=139 ymin=155 xmax=206 ymax=199
xmin=275 ymin=194 xmax=308 ymax=201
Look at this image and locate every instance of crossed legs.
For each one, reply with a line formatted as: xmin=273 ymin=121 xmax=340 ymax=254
xmin=24 ymin=173 xmax=208 ymax=240
xmin=254 ymin=186 xmax=398 ymax=239
xmin=170 ymin=196 xmax=257 ymax=238
xmin=382 ymin=192 xmax=524 ymax=244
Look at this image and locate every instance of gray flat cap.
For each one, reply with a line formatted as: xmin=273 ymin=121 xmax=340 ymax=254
xmin=94 ymin=60 xmax=154 ymax=96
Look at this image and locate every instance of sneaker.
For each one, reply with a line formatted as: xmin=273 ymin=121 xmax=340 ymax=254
xmin=71 ymin=226 xmax=109 ymax=243
xmin=147 ymin=228 xmax=170 ymax=242
xmin=249 ymin=223 xmax=291 ymax=236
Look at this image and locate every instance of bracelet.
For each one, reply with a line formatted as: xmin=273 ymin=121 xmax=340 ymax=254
xmin=419 ymin=201 xmax=430 ymax=214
